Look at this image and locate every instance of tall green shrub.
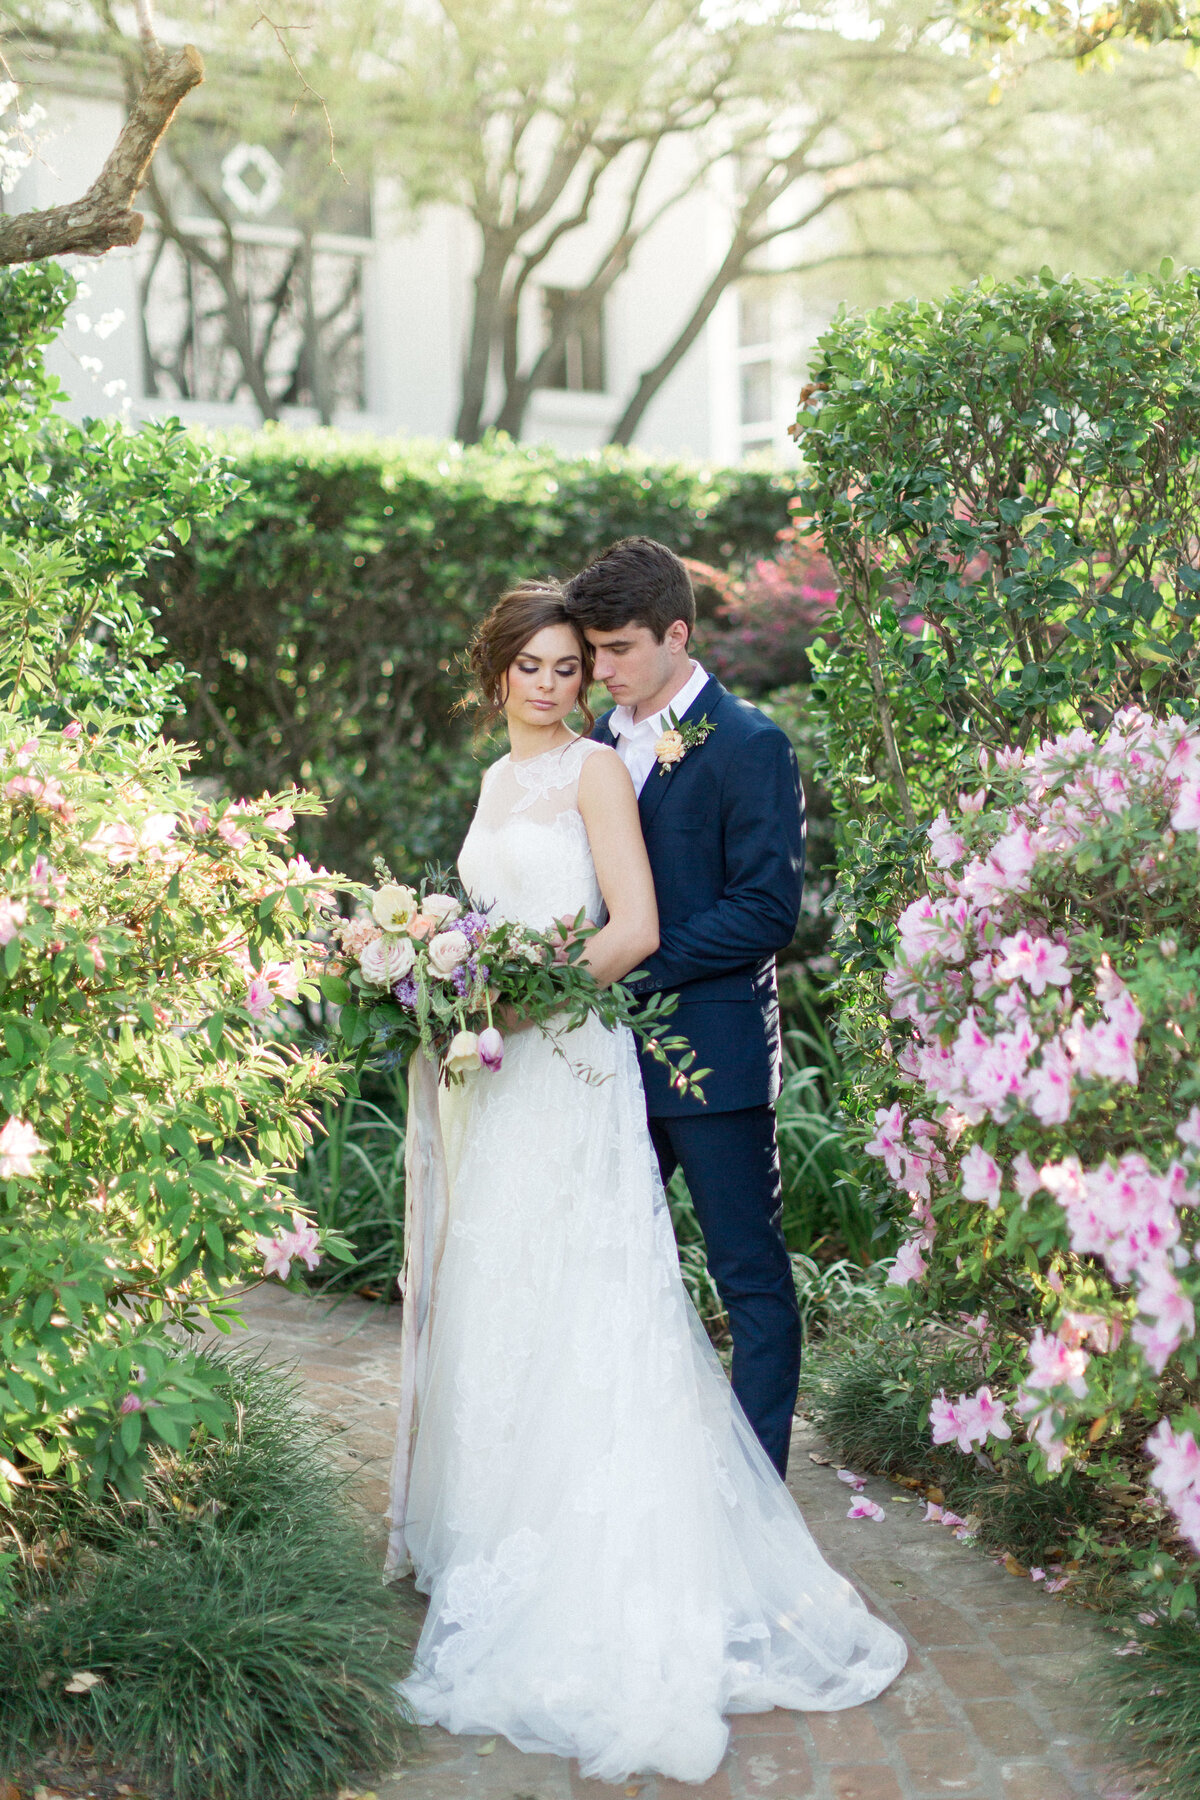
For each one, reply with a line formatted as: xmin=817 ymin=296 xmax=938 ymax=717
xmin=795 ymin=266 xmax=1200 ymax=1135
xmin=144 ymin=432 xmax=797 ymax=881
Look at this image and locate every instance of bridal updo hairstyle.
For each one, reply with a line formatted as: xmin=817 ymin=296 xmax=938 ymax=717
xmin=562 ymin=536 xmax=695 ymax=642
xmin=466 ymin=579 xmax=595 ymax=736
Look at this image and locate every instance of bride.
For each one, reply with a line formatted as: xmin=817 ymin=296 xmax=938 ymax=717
xmin=393 ymin=580 xmax=906 ymax=1785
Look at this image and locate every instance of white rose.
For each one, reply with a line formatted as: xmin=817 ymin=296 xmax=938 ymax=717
xmin=360 ymin=933 xmax=417 ymax=987
xmin=445 ymin=1028 xmax=480 ymax=1076
xmin=421 ymin=892 xmax=462 ymax=926
xmin=428 ymin=928 xmax=471 ymax=976
xmin=372 ymin=883 xmax=418 ymax=932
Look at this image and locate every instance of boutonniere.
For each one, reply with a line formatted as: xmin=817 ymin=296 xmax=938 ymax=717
xmin=654 ymin=710 xmax=715 ymax=776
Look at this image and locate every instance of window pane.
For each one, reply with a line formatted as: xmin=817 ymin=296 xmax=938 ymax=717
xmin=541 ymin=287 xmax=606 ymax=393
xmin=740 ymin=359 xmax=773 ymax=426
xmin=738 ymin=284 xmax=772 ymax=349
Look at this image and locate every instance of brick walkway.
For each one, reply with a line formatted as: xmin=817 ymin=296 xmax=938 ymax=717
xmin=223 ymin=1286 xmax=1151 ymax=1800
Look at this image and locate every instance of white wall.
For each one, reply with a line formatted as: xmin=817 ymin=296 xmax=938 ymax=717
xmin=7 ymin=76 xmax=799 ymax=465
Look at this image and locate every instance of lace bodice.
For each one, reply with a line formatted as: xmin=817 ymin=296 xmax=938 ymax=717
xmin=458 ymin=736 xmax=607 ymax=931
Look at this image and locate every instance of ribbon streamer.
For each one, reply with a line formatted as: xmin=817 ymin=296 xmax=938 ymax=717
xmin=385 ymin=1049 xmax=450 ymax=1576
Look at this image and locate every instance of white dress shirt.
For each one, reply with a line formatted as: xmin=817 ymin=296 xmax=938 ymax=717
xmin=608 ymin=660 xmax=710 ymax=796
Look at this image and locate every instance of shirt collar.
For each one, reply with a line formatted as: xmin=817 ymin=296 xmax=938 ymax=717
xmin=610 ymin=661 xmax=709 ymax=741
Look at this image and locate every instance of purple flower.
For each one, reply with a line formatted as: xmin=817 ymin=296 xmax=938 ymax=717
xmin=393 ymin=974 xmax=419 ymax=1009
xmin=459 ymin=910 xmax=490 ymax=944
xmin=479 ymin=1027 xmax=504 ymax=1072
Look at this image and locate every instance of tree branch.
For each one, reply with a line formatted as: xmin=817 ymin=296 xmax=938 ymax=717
xmin=0 ymin=42 xmax=204 ymax=265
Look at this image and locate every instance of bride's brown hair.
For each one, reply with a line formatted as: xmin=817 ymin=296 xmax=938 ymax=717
xmin=465 ymin=580 xmax=595 ymax=736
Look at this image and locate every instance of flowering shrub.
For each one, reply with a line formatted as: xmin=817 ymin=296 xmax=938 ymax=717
xmin=0 ymin=266 xmax=352 ymax=1502
xmin=870 ymin=705 xmax=1200 ymax=1592
xmin=687 ymin=511 xmax=838 ymax=697
xmin=0 ymin=694 xmax=351 ymax=1499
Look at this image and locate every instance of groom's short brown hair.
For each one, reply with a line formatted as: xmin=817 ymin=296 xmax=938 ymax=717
xmin=563 ymin=536 xmax=695 ymax=643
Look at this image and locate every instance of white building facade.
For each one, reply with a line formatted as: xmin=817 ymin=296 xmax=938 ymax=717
xmin=5 ymin=63 xmax=832 ymax=465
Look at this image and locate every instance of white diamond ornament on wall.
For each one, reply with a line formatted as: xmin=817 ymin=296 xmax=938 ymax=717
xmin=221 ymin=143 xmax=284 ymax=219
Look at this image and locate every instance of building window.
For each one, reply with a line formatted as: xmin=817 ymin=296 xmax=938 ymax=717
xmin=740 ymin=358 xmax=773 ymax=428
xmin=541 ymin=287 xmax=606 ymax=393
xmin=136 ymin=128 xmax=371 ymax=419
xmin=138 ymin=231 xmax=368 ymax=415
xmin=738 ymin=283 xmax=773 ymax=349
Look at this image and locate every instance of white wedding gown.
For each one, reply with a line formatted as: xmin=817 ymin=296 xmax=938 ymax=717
xmin=396 ymin=737 xmax=905 ymax=1784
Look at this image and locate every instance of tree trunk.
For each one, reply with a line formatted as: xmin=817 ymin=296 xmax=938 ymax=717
xmin=455 ymin=233 xmax=513 ymax=443
xmin=0 ymin=45 xmax=203 ymax=265
xmin=607 ymin=228 xmax=751 ymax=447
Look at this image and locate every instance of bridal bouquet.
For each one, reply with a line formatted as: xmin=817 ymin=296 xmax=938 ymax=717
xmin=326 ymin=870 xmax=704 ymax=1098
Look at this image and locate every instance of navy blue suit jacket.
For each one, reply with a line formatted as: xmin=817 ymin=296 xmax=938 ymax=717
xmin=592 ymin=676 xmax=805 ymax=1118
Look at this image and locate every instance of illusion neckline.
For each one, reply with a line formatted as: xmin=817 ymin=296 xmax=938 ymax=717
xmin=506 ymin=735 xmax=583 ymax=768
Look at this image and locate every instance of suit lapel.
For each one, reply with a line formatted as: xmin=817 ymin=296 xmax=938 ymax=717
xmin=591 ymin=709 xmax=617 ymax=748
xmin=637 ymin=675 xmax=725 ymax=833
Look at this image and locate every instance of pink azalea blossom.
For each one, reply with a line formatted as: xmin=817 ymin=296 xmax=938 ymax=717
xmin=245 ymin=976 xmax=275 ymax=1020
xmin=1170 ymin=780 xmax=1200 ymax=832
xmin=928 ymin=809 xmax=968 ymax=868
xmin=1023 ymin=1039 xmax=1074 ymax=1126
xmin=81 ymin=820 xmax=139 ymax=864
xmin=263 ymin=961 xmax=302 ymax=1002
xmin=257 ymin=1234 xmax=294 ymax=1280
xmin=847 ymin=1497 xmax=886 ymax=1521
xmin=887 ymin=1239 xmax=927 ymax=1286
xmin=923 ymin=1501 xmax=944 ymax=1523
xmin=280 ymin=1213 xmax=321 ymax=1271
xmin=864 ymin=1102 xmax=907 ymax=1182
xmin=836 ymin=1469 xmax=867 ymax=1490
xmin=994 ymin=931 xmax=1072 ymax=995
xmin=960 ymin=1143 xmax=1002 ymax=1209
xmin=0 ymin=1115 xmax=44 ymax=1178
xmin=929 ymin=1392 xmax=965 ymax=1448
xmin=1025 ymin=1327 xmax=1090 ymax=1396
xmin=1177 ymin=1107 xmax=1200 ymax=1151
xmin=1012 ymin=1151 xmax=1042 ymax=1202
xmin=959 ymin=788 xmax=987 ymax=814
xmin=264 ymin=805 xmax=294 ymax=832
xmin=1029 ymin=1567 xmax=1045 ymax=1581
xmin=1045 ymin=1576 xmax=1071 ymax=1593
xmin=0 ymin=896 xmax=27 ymax=944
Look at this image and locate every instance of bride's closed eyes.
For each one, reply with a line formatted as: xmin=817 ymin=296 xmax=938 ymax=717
xmin=515 ymin=658 xmax=580 ymax=678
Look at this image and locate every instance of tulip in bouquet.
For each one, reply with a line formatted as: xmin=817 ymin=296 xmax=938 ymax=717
xmin=326 ymin=867 xmax=704 ymax=1098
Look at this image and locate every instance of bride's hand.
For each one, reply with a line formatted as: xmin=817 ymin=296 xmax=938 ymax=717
xmin=495 ymin=1002 xmax=537 ymax=1035
xmin=552 ymin=914 xmax=595 ymax=965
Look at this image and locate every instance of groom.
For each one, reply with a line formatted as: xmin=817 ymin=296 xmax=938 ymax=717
xmin=564 ymin=537 xmax=806 ymax=1479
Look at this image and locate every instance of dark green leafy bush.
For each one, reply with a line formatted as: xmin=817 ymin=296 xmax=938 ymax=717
xmin=143 ymin=431 xmax=797 ymax=882
xmin=796 ymin=264 xmax=1200 ymax=1149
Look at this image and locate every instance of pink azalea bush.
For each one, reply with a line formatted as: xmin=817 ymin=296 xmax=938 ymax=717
xmin=0 ymin=706 xmax=351 ymax=1501
xmin=870 ymin=706 xmax=1200 ymax=1571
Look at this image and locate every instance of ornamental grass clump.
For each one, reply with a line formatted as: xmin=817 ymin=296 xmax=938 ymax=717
xmin=1 ymin=1353 xmax=412 ymax=1800
xmin=872 ymin=704 xmax=1200 ymax=1607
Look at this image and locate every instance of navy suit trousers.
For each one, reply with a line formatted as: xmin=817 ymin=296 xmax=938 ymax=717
xmin=649 ymin=1106 xmax=802 ymax=1478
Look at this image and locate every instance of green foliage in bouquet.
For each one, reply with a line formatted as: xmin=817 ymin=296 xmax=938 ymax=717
xmin=0 ymin=264 xmax=352 ymax=1511
xmin=329 ymin=872 xmax=705 ymax=1100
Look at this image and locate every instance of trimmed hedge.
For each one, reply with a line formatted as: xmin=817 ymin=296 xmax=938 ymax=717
xmin=145 ymin=431 xmax=797 ymax=882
